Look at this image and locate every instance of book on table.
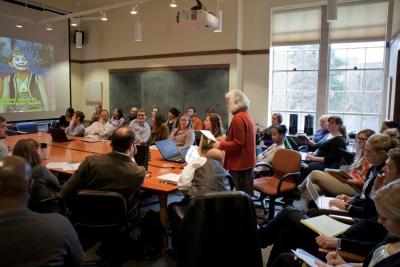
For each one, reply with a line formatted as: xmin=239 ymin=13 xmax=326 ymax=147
xmin=300 ymin=215 xmax=351 ymax=237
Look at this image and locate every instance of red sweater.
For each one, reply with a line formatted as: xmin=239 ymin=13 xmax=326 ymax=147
xmin=220 ymin=110 xmax=256 ymax=170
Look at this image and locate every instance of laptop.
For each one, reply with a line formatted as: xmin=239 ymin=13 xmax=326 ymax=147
xmin=49 ymin=128 xmax=75 ymax=142
xmin=305 ymin=178 xmax=338 ymax=210
xmin=155 ymin=140 xmax=195 ymax=163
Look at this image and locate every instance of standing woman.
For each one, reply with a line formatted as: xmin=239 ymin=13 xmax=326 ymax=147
xmin=199 ymin=113 xmax=225 ymax=154
xmin=169 ymin=114 xmax=195 ymax=148
xmin=213 ymin=89 xmax=256 ymax=196
xmin=12 ymin=138 xmax=61 ymax=212
xmin=148 ymin=114 xmax=169 ymax=145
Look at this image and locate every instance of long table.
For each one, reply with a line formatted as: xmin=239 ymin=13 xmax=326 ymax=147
xmin=4 ymin=133 xmax=181 ymax=230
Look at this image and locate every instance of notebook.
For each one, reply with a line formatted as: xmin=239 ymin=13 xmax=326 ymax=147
xmin=49 ymin=128 xmax=74 ymax=142
xmin=324 ymin=168 xmax=353 ymax=182
xmin=291 ymin=249 xmax=324 ymax=267
xmin=300 ymin=215 xmax=351 ymax=237
xmin=305 ymin=178 xmax=338 ymax=211
xmin=155 ymin=140 xmax=192 ymax=163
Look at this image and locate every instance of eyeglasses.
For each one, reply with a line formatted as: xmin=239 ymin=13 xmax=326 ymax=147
xmin=357 ymin=136 xmax=368 ymax=142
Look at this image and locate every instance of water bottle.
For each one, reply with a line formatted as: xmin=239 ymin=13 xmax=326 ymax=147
xmin=40 ymin=143 xmax=48 ymax=160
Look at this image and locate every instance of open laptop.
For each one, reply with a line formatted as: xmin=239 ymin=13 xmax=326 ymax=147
xmin=49 ymin=128 xmax=75 ymax=142
xmin=305 ymin=178 xmax=338 ymax=210
xmin=155 ymin=140 xmax=197 ymax=163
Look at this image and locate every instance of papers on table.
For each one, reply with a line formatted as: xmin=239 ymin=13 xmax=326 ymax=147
xmin=46 ymin=162 xmax=80 ymax=171
xmin=200 ymin=130 xmax=218 ymax=143
xmin=158 ymin=173 xmax=180 ymax=185
xmin=300 ymin=152 xmax=308 ymax=161
xmin=291 ymin=249 xmax=324 ymax=267
xmin=300 ymin=215 xmax=351 ymax=237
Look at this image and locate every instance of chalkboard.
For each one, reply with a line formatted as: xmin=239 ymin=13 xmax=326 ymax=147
xmin=109 ymin=66 xmax=229 ymax=127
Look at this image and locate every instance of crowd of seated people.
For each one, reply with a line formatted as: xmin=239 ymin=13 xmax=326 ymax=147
xmin=3 ymin=94 xmax=400 ymax=267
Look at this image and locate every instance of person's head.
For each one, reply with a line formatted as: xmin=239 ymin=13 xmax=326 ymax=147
xmin=206 ymin=148 xmax=224 ymax=164
xmin=178 ymin=114 xmax=192 ymax=129
xmin=327 ymin=116 xmax=346 ymax=137
xmin=203 ymin=113 xmax=224 ymax=136
xmin=136 ymin=109 xmax=147 ymax=124
xmin=271 ymin=113 xmax=283 ymax=126
xmin=365 ymin=133 xmax=398 ymax=165
xmin=65 ymin=107 xmax=74 ymax=119
xmin=224 ymin=89 xmax=250 ymax=114
xmin=186 ymin=106 xmax=197 ymax=118
xmin=382 ymin=148 xmax=400 ymax=185
xmin=8 ymin=50 xmax=28 ymax=71
xmin=355 ymin=129 xmax=375 ymax=154
xmin=153 ymin=114 xmax=166 ymax=129
xmin=205 ymin=107 xmax=215 ymax=117
xmin=99 ymin=110 xmax=109 ymax=123
xmin=168 ymin=107 xmax=180 ymax=119
xmin=270 ymin=124 xmax=287 ymax=145
xmin=380 ymin=120 xmax=399 ymax=133
xmin=111 ymin=127 xmax=136 ymax=156
xmin=12 ymin=138 xmax=41 ymax=167
xmin=152 ymin=107 xmax=159 ymax=118
xmin=372 ymin=182 xmax=400 ymax=238
xmin=95 ymin=104 xmax=102 ymax=114
xmin=0 ymin=156 xmax=32 ymax=209
xmin=319 ymin=115 xmax=329 ymax=131
xmin=74 ymin=111 xmax=85 ymax=123
xmin=383 ymin=128 xmax=400 ymax=141
xmin=0 ymin=116 xmax=7 ymax=139
xmin=130 ymin=106 xmax=138 ymax=118
xmin=113 ymin=108 xmax=123 ymax=120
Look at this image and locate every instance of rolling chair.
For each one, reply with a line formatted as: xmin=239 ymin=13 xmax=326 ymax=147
xmin=253 ymin=148 xmax=301 ymax=220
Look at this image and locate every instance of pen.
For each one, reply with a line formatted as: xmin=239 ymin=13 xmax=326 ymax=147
xmin=335 ymin=238 xmax=341 ymax=255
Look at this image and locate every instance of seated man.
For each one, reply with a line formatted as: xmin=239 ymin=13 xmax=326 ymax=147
xmin=0 ymin=156 xmax=83 ymax=266
xmin=62 ymin=126 xmax=146 ymax=219
xmin=84 ymin=109 xmax=114 ymax=140
xmin=0 ymin=115 xmax=8 ymax=158
xmin=129 ymin=109 xmax=151 ymax=145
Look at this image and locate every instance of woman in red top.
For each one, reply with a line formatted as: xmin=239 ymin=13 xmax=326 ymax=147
xmin=213 ymin=89 xmax=256 ymax=195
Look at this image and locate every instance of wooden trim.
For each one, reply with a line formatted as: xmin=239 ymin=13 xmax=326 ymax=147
xmin=109 ymin=64 xmax=230 ymax=73
xmin=394 ymin=49 xmax=400 ymax=124
xmin=70 ymin=49 xmax=269 ymax=64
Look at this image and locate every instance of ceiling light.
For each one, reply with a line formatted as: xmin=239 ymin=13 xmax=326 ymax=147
xmin=45 ymin=23 xmax=53 ymax=31
xmin=16 ymin=22 xmax=23 ymax=29
xmin=71 ymin=18 xmax=79 ymax=27
xmin=170 ymin=0 xmax=177 ymax=8
xmin=130 ymin=5 xmax=138 ymax=15
xmin=101 ymin=12 xmax=108 ymax=21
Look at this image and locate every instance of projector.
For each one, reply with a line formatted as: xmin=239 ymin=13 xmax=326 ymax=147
xmin=176 ymin=10 xmax=219 ymax=29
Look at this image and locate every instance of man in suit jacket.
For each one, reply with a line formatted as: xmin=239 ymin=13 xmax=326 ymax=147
xmin=62 ymin=126 xmax=146 ymax=218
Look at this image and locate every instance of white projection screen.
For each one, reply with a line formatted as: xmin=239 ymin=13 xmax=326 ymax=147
xmin=0 ymin=1 xmax=70 ymax=122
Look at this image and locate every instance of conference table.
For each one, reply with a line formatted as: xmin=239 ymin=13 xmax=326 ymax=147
xmin=4 ymin=133 xmax=182 ymax=230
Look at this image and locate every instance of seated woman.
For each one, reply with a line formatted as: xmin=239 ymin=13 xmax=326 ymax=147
xmin=380 ymin=120 xmax=399 ymax=133
xmin=148 ymin=114 xmax=169 ymax=145
xmin=302 ymin=116 xmax=347 ymax=178
xmin=12 ymin=138 xmax=61 ymax=212
xmin=304 ymin=129 xmax=375 ymax=197
xmin=168 ymin=114 xmax=195 ymax=148
xmin=109 ymin=107 xmax=125 ymax=129
xmin=198 ymin=113 xmax=225 ymax=154
xmin=166 ymin=107 xmax=180 ymax=132
xmin=260 ymin=112 xmax=284 ymax=147
xmin=255 ymin=124 xmax=287 ymax=172
xmin=64 ymin=111 xmax=85 ymax=137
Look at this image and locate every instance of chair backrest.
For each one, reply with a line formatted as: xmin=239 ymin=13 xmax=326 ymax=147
xmin=271 ymin=148 xmax=301 ymax=176
xmin=134 ymin=145 xmax=149 ymax=170
xmin=177 ymin=191 xmax=263 ymax=267
xmin=16 ymin=122 xmax=38 ymax=134
xmin=70 ymin=190 xmax=127 ymax=234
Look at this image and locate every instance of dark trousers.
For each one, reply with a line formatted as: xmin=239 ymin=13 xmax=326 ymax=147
xmin=229 ymin=168 xmax=254 ymax=196
xmin=258 ymin=207 xmax=319 ymax=266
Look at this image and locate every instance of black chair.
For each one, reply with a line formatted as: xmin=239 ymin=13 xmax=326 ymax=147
xmin=16 ymin=122 xmax=38 ymax=134
xmin=134 ymin=145 xmax=149 ymax=170
xmin=176 ymin=191 xmax=263 ymax=267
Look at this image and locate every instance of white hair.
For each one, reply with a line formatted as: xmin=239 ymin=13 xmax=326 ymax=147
xmin=225 ymin=89 xmax=250 ymax=114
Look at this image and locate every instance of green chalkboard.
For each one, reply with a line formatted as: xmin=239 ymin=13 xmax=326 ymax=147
xmin=109 ymin=66 xmax=229 ymax=127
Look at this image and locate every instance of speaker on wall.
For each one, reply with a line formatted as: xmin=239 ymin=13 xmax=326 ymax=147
xmin=73 ymin=31 xmax=84 ymax=48
xmin=304 ymin=114 xmax=314 ymax=136
xmin=289 ymin=114 xmax=298 ymax=134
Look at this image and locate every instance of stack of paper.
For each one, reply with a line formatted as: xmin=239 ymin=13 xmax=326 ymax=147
xmin=158 ymin=173 xmax=180 ymax=184
xmin=300 ymin=215 xmax=351 ymax=237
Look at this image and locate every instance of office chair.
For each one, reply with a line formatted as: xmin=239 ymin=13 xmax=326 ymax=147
xmin=253 ymin=148 xmax=301 ymax=220
xmin=176 ymin=191 xmax=263 ymax=267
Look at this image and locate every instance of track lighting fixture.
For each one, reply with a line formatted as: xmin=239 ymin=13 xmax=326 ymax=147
xmin=45 ymin=23 xmax=53 ymax=31
xmin=130 ymin=5 xmax=138 ymax=15
xmin=100 ymin=12 xmax=108 ymax=21
xmin=170 ymin=0 xmax=177 ymax=8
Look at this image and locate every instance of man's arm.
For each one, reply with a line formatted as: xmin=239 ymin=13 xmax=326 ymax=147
xmin=61 ymin=158 xmax=89 ymax=198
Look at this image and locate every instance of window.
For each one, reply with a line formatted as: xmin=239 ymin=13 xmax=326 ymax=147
xmin=270 ymin=44 xmax=319 ymax=131
xmin=328 ymin=41 xmax=385 ymax=132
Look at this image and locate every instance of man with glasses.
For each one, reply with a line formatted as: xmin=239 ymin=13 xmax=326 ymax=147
xmin=129 ymin=109 xmax=151 ymax=145
xmin=0 ymin=115 xmax=8 ymax=158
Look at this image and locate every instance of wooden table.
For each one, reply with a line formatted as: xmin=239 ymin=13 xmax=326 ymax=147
xmin=4 ymin=133 xmax=181 ymax=229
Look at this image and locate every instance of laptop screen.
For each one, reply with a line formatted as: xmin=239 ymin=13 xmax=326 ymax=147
xmin=184 ymin=146 xmax=200 ymax=163
xmin=155 ymin=140 xmax=181 ymax=159
xmin=306 ymin=178 xmax=319 ymax=203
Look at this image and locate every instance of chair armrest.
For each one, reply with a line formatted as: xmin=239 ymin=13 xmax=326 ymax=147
xmin=254 ymin=162 xmax=273 ymax=178
xmin=318 ymin=248 xmax=365 ymax=262
xmin=255 ymin=162 xmax=272 ymax=168
xmin=329 ymin=214 xmax=356 ymax=225
xmin=277 ymin=172 xmax=300 ymax=194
